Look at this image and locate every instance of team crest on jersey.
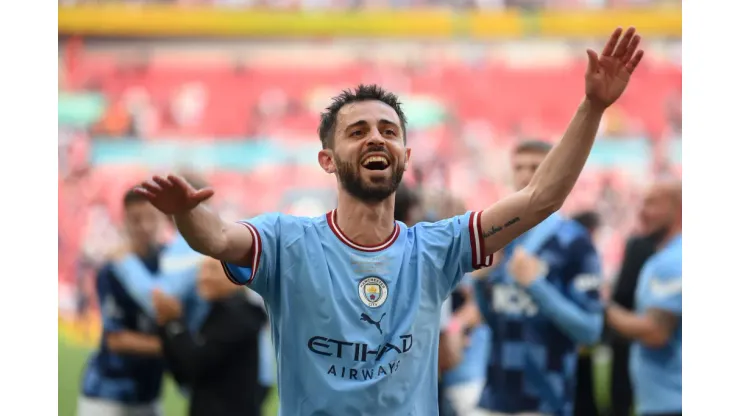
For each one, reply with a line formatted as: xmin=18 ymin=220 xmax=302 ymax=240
xmin=358 ymin=276 xmax=388 ymax=308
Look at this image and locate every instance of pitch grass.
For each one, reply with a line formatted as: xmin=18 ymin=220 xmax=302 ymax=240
xmin=59 ymin=335 xmax=611 ymax=416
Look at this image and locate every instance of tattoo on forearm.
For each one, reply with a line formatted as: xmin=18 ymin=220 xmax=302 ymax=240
xmin=482 ymin=217 xmax=521 ymax=238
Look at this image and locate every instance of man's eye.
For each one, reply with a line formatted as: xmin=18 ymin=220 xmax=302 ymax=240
xmin=385 ymin=130 xmax=396 ymax=136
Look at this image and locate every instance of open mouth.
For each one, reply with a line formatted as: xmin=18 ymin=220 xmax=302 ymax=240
xmin=361 ymin=155 xmax=390 ymax=171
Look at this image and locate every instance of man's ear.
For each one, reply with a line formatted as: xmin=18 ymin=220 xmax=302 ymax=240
xmin=403 ymin=147 xmax=412 ymax=171
xmin=318 ymin=148 xmax=336 ymax=174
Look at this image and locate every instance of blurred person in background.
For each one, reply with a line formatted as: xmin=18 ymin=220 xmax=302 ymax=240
xmin=605 ymin=227 xmax=657 ymax=416
xmin=441 ymin=194 xmax=492 ymax=416
xmin=605 ymin=179 xmax=682 ymax=416
xmin=571 ymin=210 xmax=603 ymax=416
xmin=471 ymin=140 xmax=605 ymax=416
xmin=110 ymin=172 xmax=277 ymax=408
xmin=135 ymin=27 xmax=643 ymax=414
xmin=78 ymin=189 xmax=167 ymax=416
xmin=442 ymin=274 xmax=491 ymax=416
xmin=111 ymin=172 xmax=211 ymax=338
xmin=153 ymin=257 xmax=267 ymax=416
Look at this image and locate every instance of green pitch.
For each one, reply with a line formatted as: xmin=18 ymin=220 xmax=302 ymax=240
xmin=58 ymin=336 xmax=278 ymax=416
xmin=59 ymin=336 xmax=610 ymax=416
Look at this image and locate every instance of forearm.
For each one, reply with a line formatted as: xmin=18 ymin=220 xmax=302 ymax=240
xmin=438 ymin=332 xmax=462 ymax=372
xmin=174 ymin=205 xmax=250 ymax=263
xmin=106 ymin=331 xmax=162 ymax=356
xmin=605 ymin=303 xmax=658 ymax=345
xmin=527 ymin=99 xmax=605 ymax=211
xmin=527 ymin=278 xmax=603 ymax=345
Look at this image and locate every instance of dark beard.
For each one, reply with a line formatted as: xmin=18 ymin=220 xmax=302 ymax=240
xmin=336 ymin=156 xmax=404 ymax=203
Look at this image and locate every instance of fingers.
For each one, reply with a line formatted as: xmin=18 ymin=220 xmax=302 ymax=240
xmin=601 ymin=27 xmax=623 ymax=57
xmin=612 ymin=27 xmax=636 ymax=59
xmin=168 ymin=174 xmax=196 ymax=192
xmin=152 ymin=175 xmax=174 ymax=189
xmin=141 ymin=180 xmax=163 ymax=195
xmin=192 ymin=188 xmax=215 ymax=203
xmin=626 ymin=50 xmax=645 ymax=74
xmin=586 ymin=49 xmax=600 ymax=74
xmin=132 ymin=187 xmax=156 ymax=200
xmin=621 ymin=34 xmax=641 ymax=64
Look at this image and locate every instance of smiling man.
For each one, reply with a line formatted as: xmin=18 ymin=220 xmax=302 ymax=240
xmin=134 ymin=27 xmax=644 ymax=416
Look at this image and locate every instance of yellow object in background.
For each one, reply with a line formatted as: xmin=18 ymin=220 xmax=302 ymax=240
xmin=58 ymin=5 xmax=681 ymax=39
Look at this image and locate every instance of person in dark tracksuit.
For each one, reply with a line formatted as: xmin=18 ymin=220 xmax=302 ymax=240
xmin=154 ymin=257 xmax=267 ymax=416
xmin=607 ymin=235 xmax=656 ymax=416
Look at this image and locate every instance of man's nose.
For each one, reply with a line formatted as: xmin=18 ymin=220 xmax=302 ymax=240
xmin=366 ymin=128 xmax=385 ymax=146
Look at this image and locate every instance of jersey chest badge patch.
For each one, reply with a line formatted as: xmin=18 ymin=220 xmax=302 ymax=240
xmin=358 ymin=276 xmax=388 ymax=308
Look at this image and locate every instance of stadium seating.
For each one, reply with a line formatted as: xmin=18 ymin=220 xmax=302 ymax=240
xmin=58 ymin=42 xmax=681 ymax=293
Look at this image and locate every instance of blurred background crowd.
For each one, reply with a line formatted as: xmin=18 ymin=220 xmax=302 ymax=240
xmin=58 ymin=0 xmax=680 ymax=414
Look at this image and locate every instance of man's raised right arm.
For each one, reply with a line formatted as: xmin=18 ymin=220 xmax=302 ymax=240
xmin=135 ymin=174 xmax=255 ymax=266
xmin=174 ymin=204 xmax=254 ymax=266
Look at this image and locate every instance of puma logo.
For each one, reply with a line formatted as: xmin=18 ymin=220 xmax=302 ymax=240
xmin=360 ymin=312 xmax=386 ymax=334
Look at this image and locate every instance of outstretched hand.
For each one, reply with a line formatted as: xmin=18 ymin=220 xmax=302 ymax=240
xmin=585 ymin=27 xmax=645 ymax=110
xmin=134 ymin=175 xmax=214 ymax=216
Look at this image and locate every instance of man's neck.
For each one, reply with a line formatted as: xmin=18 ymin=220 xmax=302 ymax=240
xmin=335 ymin=190 xmax=396 ymax=247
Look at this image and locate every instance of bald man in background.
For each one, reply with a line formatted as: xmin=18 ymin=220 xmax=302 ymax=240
xmin=605 ymin=179 xmax=682 ymax=416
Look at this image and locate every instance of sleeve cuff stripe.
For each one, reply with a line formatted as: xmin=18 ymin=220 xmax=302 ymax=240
xmin=220 ymin=221 xmax=262 ymax=286
xmin=469 ymin=211 xmax=483 ymax=269
xmin=237 ymin=221 xmax=262 ymax=285
xmin=220 ymin=260 xmax=245 ymax=286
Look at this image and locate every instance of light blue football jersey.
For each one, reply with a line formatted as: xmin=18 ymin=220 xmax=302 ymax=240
xmin=222 ymin=210 xmax=493 ymax=415
xmin=631 ymin=233 xmax=682 ymax=415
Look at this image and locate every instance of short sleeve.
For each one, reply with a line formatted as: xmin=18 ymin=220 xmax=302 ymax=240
xmin=96 ymin=268 xmax=124 ymax=333
xmin=644 ymin=261 xmax=682 ymax=315
xmin=221 ymin=213 xmax=281 ymax=298
xmin=566 ymin=236 xmax=604 ymax=314
xmin=416 ymin=211 xmax=495 ymax=294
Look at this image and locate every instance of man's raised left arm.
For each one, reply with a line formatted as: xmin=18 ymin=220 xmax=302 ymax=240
xmin=478 ymin=27 xmax=644 ymax=257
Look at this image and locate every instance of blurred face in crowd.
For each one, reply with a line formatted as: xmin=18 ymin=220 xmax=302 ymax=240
xmin=198 ymin=257 xmax=239 ymax=301
xmin=321 ymin=100 xmax=410 ymax=203
xmin=511 ymin=150 xmax=548 ymax=191
xmin=124 ymin=200 xmax=162 ymax=253
xmin=405 ymin=202 xmax=425 ymax=227
xmin=638 ymin=180 xmax=682 ymax=242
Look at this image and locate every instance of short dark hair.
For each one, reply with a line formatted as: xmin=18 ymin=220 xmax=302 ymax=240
xmin=514 ymin=139 xmax=553 ymax=155
xmin=572 ymin=210 xmax=601 ymax=233
xmin=318 ymin=84 xmax=408 ymax=149
xmin=123 ymin=188 xmax=148 ymax=208
xmin=394 ymin=183 xmax=420 ymax=223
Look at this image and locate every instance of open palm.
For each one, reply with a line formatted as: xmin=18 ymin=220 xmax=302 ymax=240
xmin=134 ymin=175 xmax=214 ymax=215
xmin=585 ymin=27 xmax=645 ymax=110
